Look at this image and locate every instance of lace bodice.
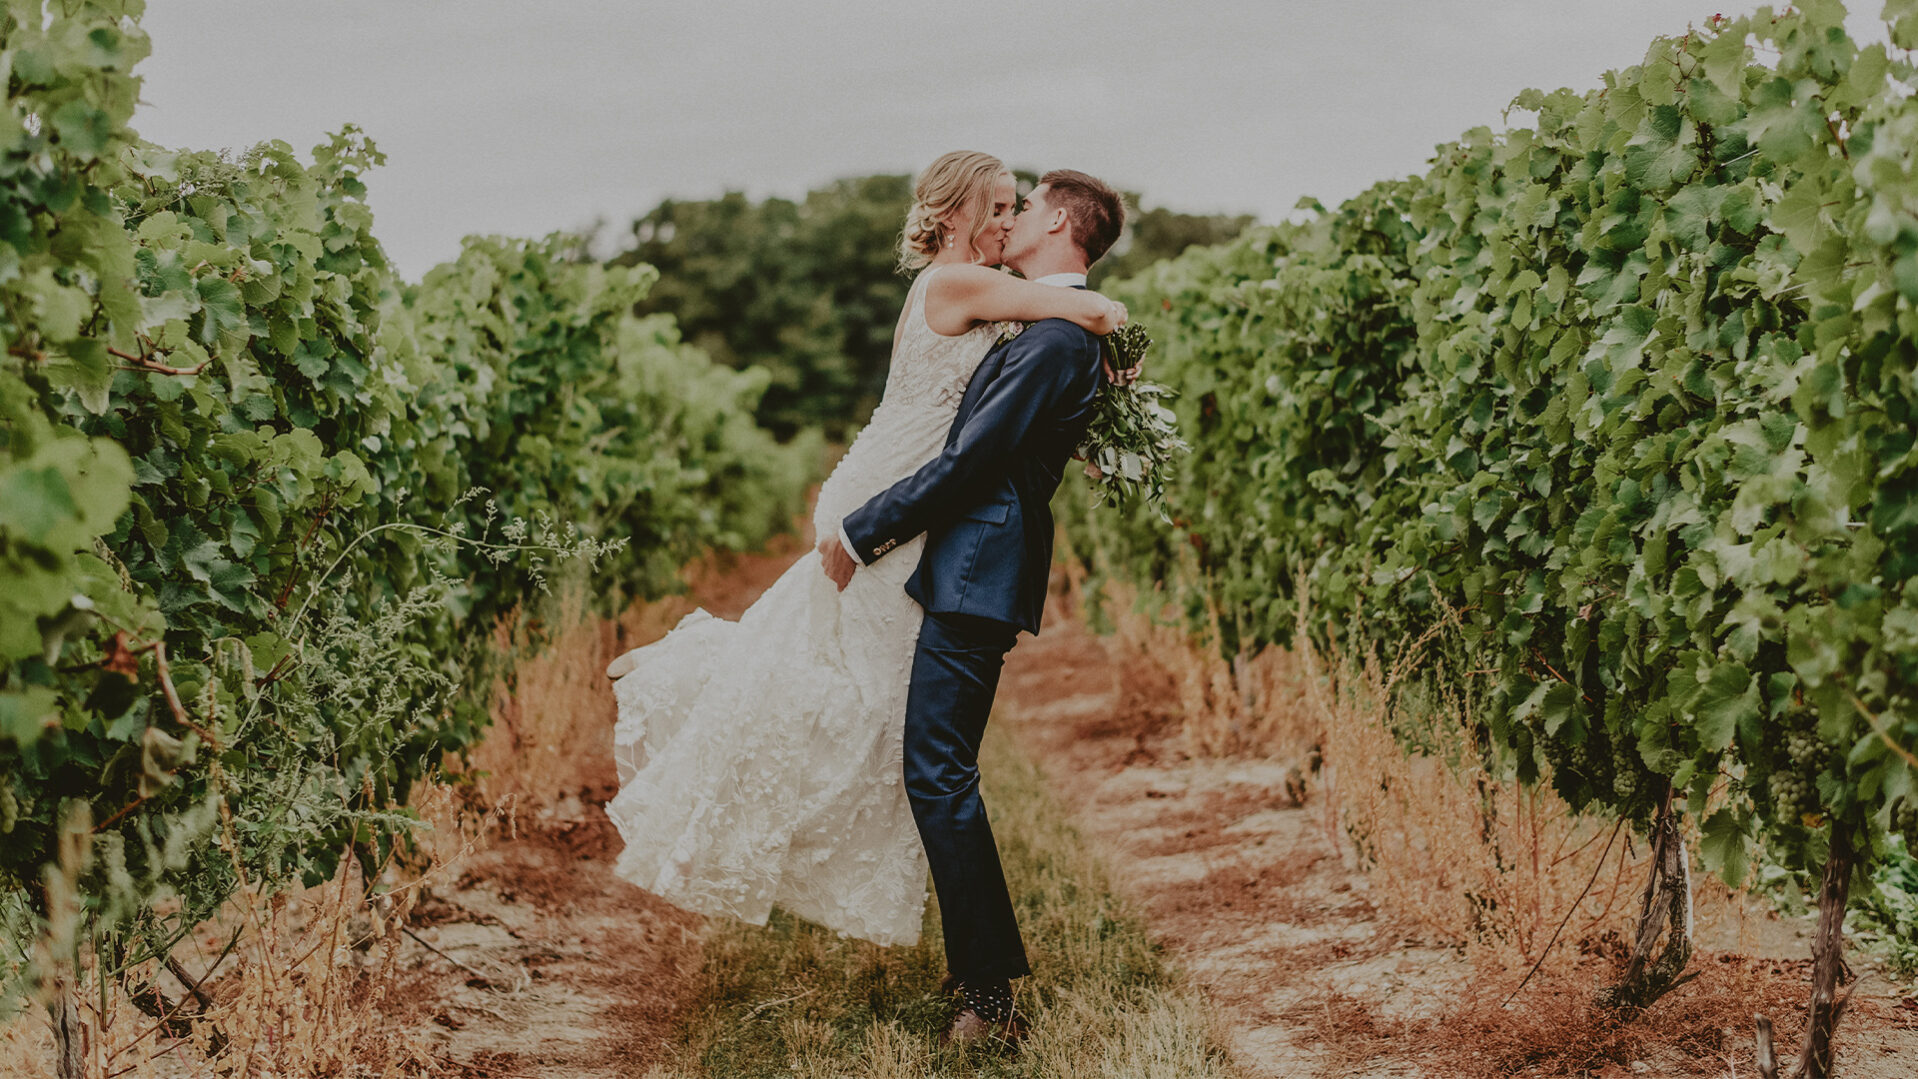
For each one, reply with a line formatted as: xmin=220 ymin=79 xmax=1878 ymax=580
xmin=811 ymin=266 xmax=1000 ymax=540
xmin=878 ymin=267 xmax=1003 ymax=412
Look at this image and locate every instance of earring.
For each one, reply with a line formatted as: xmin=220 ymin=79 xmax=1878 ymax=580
xmin=945 ymin=234 xmax=954 ymax=248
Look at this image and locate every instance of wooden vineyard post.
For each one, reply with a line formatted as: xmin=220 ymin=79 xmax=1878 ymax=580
xmin=49 ymin=979 xmax=86 ymax=1079
xmin=1755 ymin=1015 xmax=1780 ymax=1079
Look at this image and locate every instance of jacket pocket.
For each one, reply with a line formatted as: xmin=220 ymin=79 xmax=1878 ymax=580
xmin=958 ymin=501 xmax=1011 ymax=524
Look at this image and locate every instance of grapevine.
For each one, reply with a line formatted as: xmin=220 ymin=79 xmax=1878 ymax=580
xmin=0 ymin=0 xmax=812 ymax=1032
xmin=1067 ymin=2 xmax=1918 ymax=1069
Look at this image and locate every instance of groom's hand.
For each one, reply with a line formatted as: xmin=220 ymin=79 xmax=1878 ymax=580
xmin=818 ymin=537 xmax=856 ymax=591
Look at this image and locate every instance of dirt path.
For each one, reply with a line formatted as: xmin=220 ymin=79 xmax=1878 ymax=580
xmin=994 ymin=609 xmax=1452 ymax=1077
xmin=400 ymin=810 xmax=701 ymax=1078
xmin=403 ymin=546 xmax=1394 ymax=1078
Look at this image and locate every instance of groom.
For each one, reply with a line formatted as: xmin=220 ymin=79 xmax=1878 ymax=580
xmin=818 ymin=169 xmax=1127 ymax=1044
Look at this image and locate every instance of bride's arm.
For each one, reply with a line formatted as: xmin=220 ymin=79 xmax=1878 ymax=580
xmin=924 ymin=264 xmax=1125 ymax=337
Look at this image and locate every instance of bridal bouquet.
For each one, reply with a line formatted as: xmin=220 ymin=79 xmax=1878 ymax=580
xmin=994 ymin=319 xmax=1187 ymax=516
xmin=1079 ymin=322 xmax=1188 ymax=517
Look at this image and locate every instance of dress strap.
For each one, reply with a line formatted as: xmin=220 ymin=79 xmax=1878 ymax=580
xmin=907 ymin=266 xmax=943 ymax=329
xmin=913 ymin=265 xmax=943 ymax=307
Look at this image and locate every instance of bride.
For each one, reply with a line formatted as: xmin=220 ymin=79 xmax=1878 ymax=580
xmin=603 ymin=151 xmax=1127 ymax=944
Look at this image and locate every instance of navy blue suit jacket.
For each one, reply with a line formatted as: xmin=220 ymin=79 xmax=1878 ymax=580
xmin=842 ymin=311 xmax=1103 ymax=635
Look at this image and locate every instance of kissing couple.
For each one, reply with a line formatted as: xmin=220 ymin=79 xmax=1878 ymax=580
xmin=604 ymin=152 xmax=1133 ymax=1046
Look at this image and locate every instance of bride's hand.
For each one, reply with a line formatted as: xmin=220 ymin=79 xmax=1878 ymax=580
xmin=1087 ymin=296 xmax=1127 ymax=336
xmin=1100 ymin=300 xmax=1142 ymax=385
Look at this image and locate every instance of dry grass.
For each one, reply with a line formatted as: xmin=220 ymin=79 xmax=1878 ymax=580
xmin=1075 ymin=574 xmax=1656 ymax=970
xmin=1080 ymin=573 xmax=1320 ymax=764
xmin=2 ymin=532 xmax=815 ymax=1078
xmin=1305 ymin=611 xmax=1762 ymax=976
xmin=1278 ymin=990 xmax=1416 ymax=1078
xmin=0 ymin=782 xmax=493 ymax=1078
xmin=459 ymin=539 xmax=809 ymax=819
xmin=1082 ymin=574 xmax=1774 ymax=978
xmin=0 ymin=567 xmax=691 ymax=1078
xmin=1301 ymin=625 xmax=1651 ymax=969
xmin=459 ymin=581 xmax=700 ymax=816
xmin=1271 ymin=953 xmax=1826 ymax=1079
xmin=1432 ymin=953 xmax=1819 ymax=1078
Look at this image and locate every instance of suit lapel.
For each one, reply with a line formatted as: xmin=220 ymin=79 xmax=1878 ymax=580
xmin=953 ymin=287 xmax=1087 ymax=441
xmin=951 ymin=337 xmax=1012 ymax=444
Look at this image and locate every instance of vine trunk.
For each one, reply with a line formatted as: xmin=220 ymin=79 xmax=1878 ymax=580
xmin=1600 ymin=791 xmax=1694 ymax=1010
xmin=1789 ymin=827 xmax=1858 ymax=1079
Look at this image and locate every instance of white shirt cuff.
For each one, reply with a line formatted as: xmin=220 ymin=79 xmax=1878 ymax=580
xmin=838 ymin=524 xmax=865 ymax=566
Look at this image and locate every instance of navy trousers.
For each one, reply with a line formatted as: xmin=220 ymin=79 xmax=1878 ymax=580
xmin=903 ymin=611 xmax=1030 ymax=982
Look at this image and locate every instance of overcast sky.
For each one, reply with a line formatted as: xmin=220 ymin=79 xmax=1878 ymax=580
xmin=131 ymin=2 xmax=1889 ymax=280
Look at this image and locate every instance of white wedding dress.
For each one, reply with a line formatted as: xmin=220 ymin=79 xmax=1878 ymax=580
xmin=605 ymin=267 xmax=1000 ymax=945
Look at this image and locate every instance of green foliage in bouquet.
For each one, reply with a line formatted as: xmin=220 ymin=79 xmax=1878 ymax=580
xmin=1078 ymin=322 xmax=1189 ymax=516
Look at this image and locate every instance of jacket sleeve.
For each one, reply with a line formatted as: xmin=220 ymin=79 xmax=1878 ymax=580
xmin=841 ymin=321 xmax=1094 ymax=565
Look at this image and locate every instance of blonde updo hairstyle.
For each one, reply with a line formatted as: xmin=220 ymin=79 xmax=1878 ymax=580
xmin=898 ymin=150 xmax=1009 ymax=272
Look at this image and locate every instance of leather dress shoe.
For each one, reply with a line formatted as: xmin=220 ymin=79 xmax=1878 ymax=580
xmin=939 ymin=1005 xmax=1029 ymax=1049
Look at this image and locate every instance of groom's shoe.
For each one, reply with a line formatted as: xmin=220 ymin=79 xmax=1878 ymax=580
xmin=939 ymin=1005 xmax=1029 ymax=1050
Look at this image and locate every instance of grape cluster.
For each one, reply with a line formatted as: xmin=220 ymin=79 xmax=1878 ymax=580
xmin=1560 ymin=733 xmax=1597 ymax=778
xmin=1544 ymin=731 xmax=1607 ymax=803
xmin=1768 ymin=770 xmax=1813 ymax=824
xmin=1768 ymin=729 xmax=1827 ymax=826
xmin=1610 ymin=732 xmax=1644 ymax=805
xmin=1893 ymin=796 xmax=1918 ymax=841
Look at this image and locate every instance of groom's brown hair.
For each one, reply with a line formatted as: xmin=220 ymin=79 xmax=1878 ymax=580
xmin=1038 ymin=169 xmax=1125 ymax=264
